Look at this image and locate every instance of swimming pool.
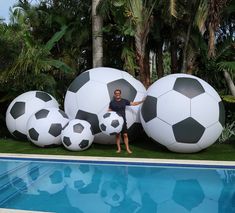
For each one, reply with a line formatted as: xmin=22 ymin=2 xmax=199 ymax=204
xmin=0 ymin=155 xmax=234 ymax=213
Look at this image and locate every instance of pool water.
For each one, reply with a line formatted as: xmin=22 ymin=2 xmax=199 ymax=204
xmin=0 ymin=158 xmax=234 ymax=213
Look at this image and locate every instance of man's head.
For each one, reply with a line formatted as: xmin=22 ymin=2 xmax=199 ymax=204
xmin=114 ymin=89 xmax=121 ymax=100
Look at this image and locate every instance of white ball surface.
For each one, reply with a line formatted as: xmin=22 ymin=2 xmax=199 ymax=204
xmin=64 ymin=67 xmax=146 ymax=144
xmin=140 ymin=74 xmax=225 ymax=153
xmin=26 ymin=107 xmax=69 ymax=147
xmin=61 ymin=119 xmax=94 ymax=151
xmin=99 ymin=112 xmax=124 ymax=136
xmin=6 ymin=91 xmax=59 ymax=140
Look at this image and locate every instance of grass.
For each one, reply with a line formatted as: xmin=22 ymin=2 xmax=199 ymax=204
xmin=0 ymin=137 xmax=235 ymax=161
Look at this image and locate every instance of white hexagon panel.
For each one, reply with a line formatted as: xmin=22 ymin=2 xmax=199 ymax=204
xmin=140 ymin=74 xmax=225 ymax=153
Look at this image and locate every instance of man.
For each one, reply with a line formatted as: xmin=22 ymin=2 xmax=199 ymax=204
xmin=109 ymin=89 xmax=145 ymax=154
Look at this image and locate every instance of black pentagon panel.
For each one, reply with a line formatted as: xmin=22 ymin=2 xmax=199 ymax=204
xmin=58 ymin=110 xmax=68 ymax=118
xmin=35 ymin=91 xmax=52 ymax=102
xmin=79 ymin=140 xmax=89 ymax=149
xmin=49 ymin=123 xmax=63 ymax=137
xmin=68 ymin=72 xmax=90 ymax=93
xmin=112 ymin=194 xmax=121 ymax=202
xmin=63 ymin=136 xmax=72 ymax=146
xmin=103 ymin=113 xmax=111 ymax=118
xmin=80 ymin=164 xmax=90 ymax=173
xmin=111 ymin=120 xmax=119 ymax=128
xmin=173 ymin=117 xmax=205 ymax=143
xmin=11 ymin=177 xmax=27 ymax=192
xmin=10 ymin=102 xmax=25 ymax=119
xmin=173 ymin=77 xmax=205 ymax=98
xmin=127 ymin=123 xmax=145 ymax=142
xmin=141 ymin=96 xmax=157 ymax=123
xmin=218 ymin=101 xmax=225 ymax=127
xmin=73 ymin=123 xmax=84 ymax=133
xmin=74 ymin=180 xmax=86 ymax=189
xmin=100 ymin=124 xmax=106 ymax=131
xmin=107 ymin=79 xmax=137 ymax=101
xmin=35 ymin=109 xmax=50 ymax=119
xmin=50 ymin=171 xmax=63 ymax=184
xmin=76 ymin=110 xmax=100 ymax=134
xmin=28 ymin=128 xmax=39 ymax=141
xmin=173 ymin=179 xmax=205 ymax=211
xmin=29 ymin=166 xmax=40 ymax=181
xmin=12 ymin=130 xmax=28 ymax=140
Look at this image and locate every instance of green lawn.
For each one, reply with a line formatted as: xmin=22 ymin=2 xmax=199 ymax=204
xmin=0 ymin=137 xmax=235 ymax=161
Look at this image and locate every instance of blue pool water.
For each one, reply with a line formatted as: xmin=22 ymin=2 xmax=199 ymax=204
xmin=0 ymin=157 xmax=234 ymax=213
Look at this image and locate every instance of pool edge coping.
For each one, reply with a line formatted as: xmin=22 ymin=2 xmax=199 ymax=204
xmin=0 ymin=153 xmax=235 ymax=166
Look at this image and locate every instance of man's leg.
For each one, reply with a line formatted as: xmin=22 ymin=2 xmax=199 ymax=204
xmin=116 ymin=133 xmax=121 ymax=153
xmin=123 ymin=133 xmax=132 ymax=154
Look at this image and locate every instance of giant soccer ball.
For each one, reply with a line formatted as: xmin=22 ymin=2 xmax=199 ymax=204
xmin=64 ymin=67 xmax=146 ymax=144
xmin=61 ymin=119 xmax=94 ymax=151
xmin=99 ymin=112 xmax=124 ymax=136
xmin=6 ymin=91 xmax=59 ymax=140
xmin=135 ymin=168 xmax=223 ymax=212
xmin=26 ymin=107 xmax=69 ymax=147
xmin=140 ymin=74 xmax=225 ymax=153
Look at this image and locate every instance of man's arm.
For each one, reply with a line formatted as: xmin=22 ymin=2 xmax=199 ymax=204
xmin=130 ymin=98 xmax=145 ymax=106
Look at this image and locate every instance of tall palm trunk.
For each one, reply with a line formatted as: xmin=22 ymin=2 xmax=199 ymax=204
xmin=208 ymin=23 xmax=216 ymax=58
xmin=223 ymin=70 xmax=235 ymax=97
xmin=92 ymin=0 xmax=103 ymax=67
xmin=156 ymin=40 xmax=164 ymax=78
xmin=135 ymin=24 xmax=150 ymax=87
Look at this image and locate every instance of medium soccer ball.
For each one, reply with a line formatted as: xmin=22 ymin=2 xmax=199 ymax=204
xmin=6 ymin=162 xmax=65 ymax=195
xmin=99 ymin=112 xmax=124 ymax=136
xmin=6 ymin=91 xmax=59 ymax=140
xmin=61 ymin=119 xmax=94 ymax=151
xmin=140 ymin=74 xmax=225 ymax=153
xmin=64 ymin=164 xmax=95 ymax=191
xmin=26 ymin=107 xmax=69 ymax=147
xmin=64 ymin=67 xmax=146 ymax=144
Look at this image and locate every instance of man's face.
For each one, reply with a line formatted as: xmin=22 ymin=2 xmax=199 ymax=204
xmin=114 ymin=91 xmax=121 ymax=99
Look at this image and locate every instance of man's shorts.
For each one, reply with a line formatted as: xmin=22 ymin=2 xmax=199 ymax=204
xmin=121 ymin=120 xmax=128 ymax=134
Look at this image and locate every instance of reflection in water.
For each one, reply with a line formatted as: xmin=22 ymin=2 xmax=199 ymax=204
xmin=0 ymin=160 xmax=234 ymax=213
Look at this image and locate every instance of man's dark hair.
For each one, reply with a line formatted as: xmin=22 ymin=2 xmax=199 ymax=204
xmin=114 ymin=89 xmax=121 ymax=94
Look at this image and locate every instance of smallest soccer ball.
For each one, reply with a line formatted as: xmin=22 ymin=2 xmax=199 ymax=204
xmin=99 ymin=112 xmax=124 ymax=136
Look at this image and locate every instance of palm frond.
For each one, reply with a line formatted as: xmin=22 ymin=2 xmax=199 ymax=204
xmin=169 ymin=0 xmax=177 ymax=18
xmin=47 ymin=59 xmax=73 ymax=73
xmin=45 ymin=25 xmax=67 ymax=52
xmin=194 ymin=0 xmax=208 ymax=35
xmin=218 ymin=61 xmax=235 ymax=73
xmin=215 ymin=39 xmax=234 ymax=61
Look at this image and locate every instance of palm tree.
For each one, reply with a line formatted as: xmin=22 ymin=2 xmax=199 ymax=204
xmin=195 ymin=0 xmax=235 ymax=96
xmin=126 ymin=0 xmax=157 ymax=87
xmin=92 ymin=0 xmax=103 ymax=67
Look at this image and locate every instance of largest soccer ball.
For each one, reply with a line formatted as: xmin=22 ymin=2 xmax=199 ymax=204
xmin=64 ymin=67 xmax=146 ymax=144
xmin=140 ymin=74 xmax=225 ymax=153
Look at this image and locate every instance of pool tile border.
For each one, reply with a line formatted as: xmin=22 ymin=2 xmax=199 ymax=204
xmin=0 ymin=153 xmax=235 ymax=169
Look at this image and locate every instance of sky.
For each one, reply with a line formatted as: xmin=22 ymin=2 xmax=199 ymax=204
xmin=0 ymin=0 xmax=18 ymax=23
xmin=0 ymin=0 xmax=36 ymax=23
